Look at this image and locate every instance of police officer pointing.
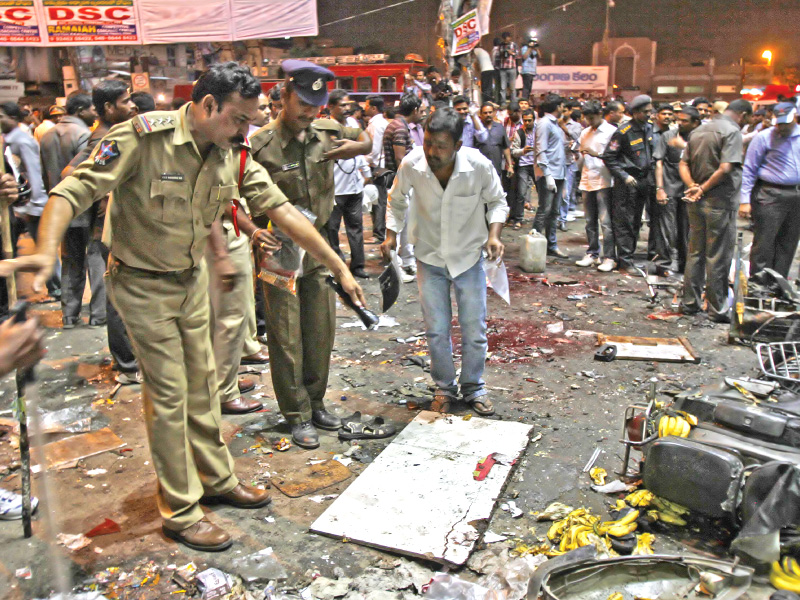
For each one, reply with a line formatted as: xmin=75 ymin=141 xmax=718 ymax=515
xmin=0 ymin=63 xmax=366 ymax=552
xmin=602 ymin=94 xmax=655 ymax=275
xmin=249 ymin=61 xmax=372 ymax=450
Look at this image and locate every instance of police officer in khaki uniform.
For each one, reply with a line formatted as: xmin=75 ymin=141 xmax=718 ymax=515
xmin=0 ymin=63 xmax=366 ymax=551
xmin=250 ymin=61 xmax=372 ymax=449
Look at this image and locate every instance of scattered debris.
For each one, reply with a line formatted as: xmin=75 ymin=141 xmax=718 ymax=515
xmin=500 ymin=500 xmax=523 ymax=518
xmin=85 ymin=518 xmax=121 ymax=538
xmin=272 ymin=459 xmax=351 ymax=498
xmin=57 ymin=532 xmax=92 ymax=551
xmin=230 ymin=547 xmax=287 ymax=583
xmin=272 ymin=438 xmax=291 ymax=452
xmin=196 ymin=568 xmax=233 ymax=599
xmin=34 ymin=427 xmax=125 ymax=472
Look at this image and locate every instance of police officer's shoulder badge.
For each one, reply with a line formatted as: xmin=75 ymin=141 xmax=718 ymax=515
xmin=619 ymin=123 xmax=632 ymax=134
xmin=95 ymin=140 xmax=120 ymax=166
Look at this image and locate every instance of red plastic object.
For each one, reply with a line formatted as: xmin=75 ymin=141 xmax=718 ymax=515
xmin=85 ymin=518 xmax=121 ymax=538
xmin=473 ymin=453 xmax=498 ymax=481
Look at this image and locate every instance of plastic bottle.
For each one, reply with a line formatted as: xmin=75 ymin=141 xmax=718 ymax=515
xmin=519 ymin=230 xmax=547 ymax=273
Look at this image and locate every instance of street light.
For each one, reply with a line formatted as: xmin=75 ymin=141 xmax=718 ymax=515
xmin=762 ymin=50 xmax=773 ymax=66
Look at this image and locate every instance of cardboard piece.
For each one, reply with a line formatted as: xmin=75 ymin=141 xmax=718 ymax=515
xmin=311 ymin=411 xmax=532 ymax=565
xmin=597 ymin=334 xmax=700 ymax=363
xmin=271 ymin=459 xmax=352 ymax=498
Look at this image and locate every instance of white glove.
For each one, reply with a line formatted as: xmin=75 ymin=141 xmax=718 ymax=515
xmin=545 ymin=175 xmax=557 ymax=193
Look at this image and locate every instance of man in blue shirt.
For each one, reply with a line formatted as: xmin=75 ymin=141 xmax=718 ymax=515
xmin=741 ymin=102 xmax=800 ymax=278
xmin=452 ymin=96 xmax=488 ymax=148
xmin=533 ymin=94 xmax=568 ymax=257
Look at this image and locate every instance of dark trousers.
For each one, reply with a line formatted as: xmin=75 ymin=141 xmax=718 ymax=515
xmin=326 ymin=193 xmax=366 ymax=271
xmin=682 ymin=201 xmax=736 ymax=319
xmin=61 ymin=225 xmax=107 ymax=325
xmin=533 ymin=177 xmax=565 ymax=252
xmin=24 ymin=215 xmax=61 ymax=296
xmin=611 ymin=178 xmax=652 ymax=269
xmin=504 ymin=170 xmax=523 ymax=223
xmin=750 ymin=184 xmax=800 ymax=278
xmin=648 ymin=196 xmax=677 ymax=269
xmin=371 ymin=182 xmax=387 ymax=242
xmin=254 ymin=278 xmax=267 ymax=337
xmin=99 ymin=243 xmax=137 ymax=372
xmin=676 ymin=198 xmax=690 ymax=273
xmin=521 ymin=73 xmax=534 ymax=102
xmin=481 ymin=70 xmax=496 ymax=104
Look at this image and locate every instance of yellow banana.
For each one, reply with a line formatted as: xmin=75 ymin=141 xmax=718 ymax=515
xmin=607 ymin=593 xmax=624 ymax=600
xmin=626 ymin=489 xmax=655 ymax=507
xmin=632 ymin=532 xmax=655 ymax=555
xmin=771 ymin=561 xmax=800 ymax=592
xmin=616 ymin=509 xmax=640 ymax=526
xmin=590 ymin=467 xmax=607 ymax=486
xmin=605 ymin=521 xmax=638 ymax=537
xmin=651 ymin=496 xmax=690 ymax=515
xmin=781 ymin=557 xmax=800 ymax=579
xmin=650 ymin=510 xmax=687 ymax=526
xmin=548 ymin=520 xmax=567 ymax=541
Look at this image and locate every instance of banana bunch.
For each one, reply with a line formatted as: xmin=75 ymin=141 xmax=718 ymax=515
xmin=651 ymin=496 xmax=689 ymax=516
xmin=647 ymin=509 xmax=687 ymax=526
xmin=625 ymin=489 xmax=655 ymax=508
xmin=658 ymin=414 xmax=692 ymax=438
xmin=594 ymin=509 xmax=640 ymax=538
xmin=632 ymin=532 xmax=655 ymax=555
xmin=607 ymin=594 xmax=624 ymax=600
xmin=771 ymin=556 xmax=800 ymax=592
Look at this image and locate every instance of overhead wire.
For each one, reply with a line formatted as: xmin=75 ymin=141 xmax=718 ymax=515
xmin=320 ymin=0 xmax=420 ymax=28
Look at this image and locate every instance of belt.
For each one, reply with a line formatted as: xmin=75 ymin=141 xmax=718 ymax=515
xmin=758 ymin=180 xmax=800 ymax=192
xmin=112 ymin=257 xmax=195 ymax=277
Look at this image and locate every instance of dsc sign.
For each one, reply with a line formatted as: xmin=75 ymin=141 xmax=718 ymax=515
xmin=1 ymin=7 xmax=34 ymax=20
xmin=452 ymin=8 xmax=481 ymax=56
xmin=46 ymin=6 xmax=133 ymax=19
xmin=0 ymin=0 xmax=41 ymax=43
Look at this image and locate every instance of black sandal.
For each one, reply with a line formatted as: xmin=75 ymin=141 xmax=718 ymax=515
xmin=338 ymin=414 xmax=397 ymax=440
xmin=468 ymin=397 xmax=495 ymax=416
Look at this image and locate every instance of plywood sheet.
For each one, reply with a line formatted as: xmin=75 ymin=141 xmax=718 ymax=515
xmin=36 ymin=427 xmax=125 ymax=470
xmin=310 ymin=411 xmax=532 ymax=565
xmin=598 ymin=334 xmax=699 ymax=363
xmin=272 ymin=459 xmax=352 ymax=498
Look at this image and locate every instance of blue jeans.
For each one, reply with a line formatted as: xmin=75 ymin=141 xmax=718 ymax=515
xmin=534 ymin=176 xmax=565 ymax=252
xmin=417 ymin=258 xmax=487 ymax=401
xmin=559 ymin=165 xmax=580 ymax=223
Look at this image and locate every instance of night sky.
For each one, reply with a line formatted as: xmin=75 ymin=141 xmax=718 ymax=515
xmin=317 ymin=0 xmax=800 ymax=68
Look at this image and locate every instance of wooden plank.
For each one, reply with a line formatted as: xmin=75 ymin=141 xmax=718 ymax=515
xmin=310 ymin=411 xmax=532 ymax=566
xmin=34 ymin=427 xmax=126 ymax=471
xmin=272 ymin=459 xmax=352 ymax=498
xmin=597 ymin=334 xmax=700 ymax=363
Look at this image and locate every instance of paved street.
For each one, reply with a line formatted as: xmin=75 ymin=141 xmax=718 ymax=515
xmin=0 ymin=220 xmax=773 ymax=598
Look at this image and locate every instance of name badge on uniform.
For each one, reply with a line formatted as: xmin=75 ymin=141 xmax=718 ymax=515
xmin=630 ymin=138 xmax=643 ymax=146
xmin=160 ymin=172 xmax=185 ymax=182
xmin=281 ymin=162 xmax=300 ymax=171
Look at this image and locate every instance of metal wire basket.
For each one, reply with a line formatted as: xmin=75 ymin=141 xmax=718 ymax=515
xmin=757 ymin=341 xmax=800 ymax=391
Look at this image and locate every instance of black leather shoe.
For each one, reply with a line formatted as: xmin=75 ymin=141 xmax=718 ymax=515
xmin=312 ymin=409 xmax=343 ymax=431
xmin=351 ymin=268 xmax=369 ymax=279
xmin=291 ymin=421 xmax=320 ymax=449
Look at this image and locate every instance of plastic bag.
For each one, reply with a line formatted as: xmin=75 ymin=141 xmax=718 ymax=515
xmin=362 ymin=184 xmax=379 ymax=213
xmin=257 ymin=207 xmax=317 ymax=295
xmin=484 ymin=254 xmax=510 ymax=305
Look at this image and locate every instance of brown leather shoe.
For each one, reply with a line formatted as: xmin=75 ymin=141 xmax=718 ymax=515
xmin=203 ymin=483 xmax=271 ymax=509
xmin=162 ymin=518 xmax=232 ymax=552
xmin=238 ymin=377 xmax=256 ymax=393
xmin=241 ymin=350 xmax=269 ymax=365
xmin=221 ymin=397 xmax=263 ymax=414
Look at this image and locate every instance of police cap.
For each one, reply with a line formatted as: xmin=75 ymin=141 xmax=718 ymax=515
xmin=282 ymin=60 xmax=335 ymax=107
xmin=628 ymin=94 xmax=652 ymax=112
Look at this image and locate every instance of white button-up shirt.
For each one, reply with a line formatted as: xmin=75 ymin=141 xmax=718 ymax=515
xmin=386 ymin=146 xmax=509 ymax=277
xmin=366 ymin=113 xmax=388 ymax=169
xmin=334 ymin=155 xmax=371 ymax=195
xmin=578 ymin=120 xmax=616 ymax=191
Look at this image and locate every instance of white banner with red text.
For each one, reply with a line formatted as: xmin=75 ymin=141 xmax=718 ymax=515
xmin=0 ymin=0 xmax=317 ymax=45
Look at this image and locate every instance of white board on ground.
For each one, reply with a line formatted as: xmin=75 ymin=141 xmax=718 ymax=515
xmin=310 ymin=411 xmax=533 ymax=565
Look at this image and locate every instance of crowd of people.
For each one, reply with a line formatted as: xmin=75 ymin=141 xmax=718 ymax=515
xmin=0 ymin=54 xmax=799 ymax=550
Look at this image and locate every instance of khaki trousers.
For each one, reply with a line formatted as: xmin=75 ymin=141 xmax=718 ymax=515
xmin=107 ymin=259 xmax=238 ymax=531
xmin=262 ymin=264 xmax=335 ymax=425
xmin=210 ymin=224 xmax=258 ymax=404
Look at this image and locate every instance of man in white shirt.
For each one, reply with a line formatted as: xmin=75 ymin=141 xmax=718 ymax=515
xmin=365 ymin=95 xmax=389 ymax=243
xmin=575 ymin=101 xmax=617 ymax=271
xmin=381 ymin=108 xmax=508 ymax=417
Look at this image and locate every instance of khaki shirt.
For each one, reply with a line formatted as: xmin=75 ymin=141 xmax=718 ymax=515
xmin=51 ymin=104 xmax=288 ymax=272
xmin=249 ymin=116 xmax=362 ymax=229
